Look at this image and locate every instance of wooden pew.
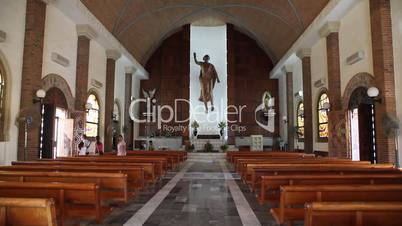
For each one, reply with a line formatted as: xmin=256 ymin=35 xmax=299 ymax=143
xmin=270 ymin=184 xmax=402 ymax=226
xmin=86 ymin=155 xmax=173 ymax=171
xmin=304 ymin=202 xmax=402 ymax=226
xmin=0 ymin=171 xmax=130 ymax=203
xmin=13 ymin=161 xmax=153 ymax=184
xmin=0 ymin=197 xmax=57 ymax=226
xmin=49 ymin=157 xmax=165 ymax=177
xmin=124 ymin=151 xmax=185 ymax=167
xmin=236 ymin=158 xmax=370 ymax=176
xmin=0 ymin=181 xmax=107 ymax=225
xmin=1 ymin=165 xmax=146 ymax=191
xmin=226 ymin=151 xmax=315 ymax=163
xmin=259 ymin=174 xmax=402 ymax=205
xmin=247 ymin=163 xmax=397 ymax=191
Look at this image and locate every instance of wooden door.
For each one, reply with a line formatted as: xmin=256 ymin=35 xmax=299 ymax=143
xmin=42 ymin=104 xmax=55 ymax=159
xmin=358 ymin=104 xmax=375 ymax=163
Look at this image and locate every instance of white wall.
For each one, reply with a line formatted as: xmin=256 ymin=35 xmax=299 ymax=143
xmin=132 ymin=75 xmax=141 ymax=141
xmin=0 ymin=0 xmax=26 ymax=165
xmin=87 ymin=40 xmax=107 ymax=139
xmin=391 ymin=0 xmax=402 ymax=166
xmin=311 ymin=38 xmax=329 ymax=152
xmin=114 ymin=56 xmax=134 ymax=135
xmin=339 ymin=0 xmax=374 ymax=95
xmin=42 ymin=4 xmax=77 ymax=94
xmin=189 ymin=25 xmax=227 ymax=136
xmin=279 ymin=0 xmax=375 ymax=153
xmin=292 ymin=58 xmax=304 ymax=150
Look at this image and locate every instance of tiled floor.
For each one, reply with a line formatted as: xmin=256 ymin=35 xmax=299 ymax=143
xmin=79 ymin=160 xmax=292 ymax=226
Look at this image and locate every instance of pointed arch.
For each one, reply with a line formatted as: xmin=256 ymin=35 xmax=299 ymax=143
xmin=0 ymin=50 xmax=11 ymax=141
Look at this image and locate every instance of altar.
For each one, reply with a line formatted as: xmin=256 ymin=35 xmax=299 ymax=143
xmin=192 ymin=135 xmax=225 ymax=151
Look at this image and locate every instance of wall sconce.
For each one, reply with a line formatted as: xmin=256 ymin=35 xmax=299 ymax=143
xmin=367 ymin=86 xmax=382 ymax=103
xmin=85 ymin=102 xmax=92 ymax=113
xmin=282 ymin=116 xmax=288 ymax=124
xmin=33 ymin=89 xmax=46 ymax=104
xmin=299 ymin=109 xmax=305 ymax=118
xmin=294 ymin=91 xmax=303 ymax=99
xmin=323 ymin=102 xmax=331 ymax=113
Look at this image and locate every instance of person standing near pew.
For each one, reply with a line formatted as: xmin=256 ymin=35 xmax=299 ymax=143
xmin=117 ymin=135 xmax=127 ymax=156
xmin=95 ymin=136 xmax=104 ymax=155
xmin=78 ymin=141 xmax=87 ymax=156
xmin=82 ymin=134 xmax=91 ymax=155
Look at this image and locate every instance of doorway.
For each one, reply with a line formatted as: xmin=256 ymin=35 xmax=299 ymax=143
xmin=41 ymin=87 xmax=71 ymax=159
xmin=348 ymin=87 xmax=377 ymax=163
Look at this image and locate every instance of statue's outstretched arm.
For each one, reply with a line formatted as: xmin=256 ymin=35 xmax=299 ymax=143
xmin=193 ymin=52 xmax=201 ymax=65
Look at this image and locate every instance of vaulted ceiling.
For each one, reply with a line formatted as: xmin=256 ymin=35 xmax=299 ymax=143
xmin=81 ymin=0 xmax=329 ymax=65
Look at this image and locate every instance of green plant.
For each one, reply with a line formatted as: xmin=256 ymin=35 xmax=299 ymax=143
xmin=185 ymin=144 xmax=195 ymax=152
xmin=191 ymin=120 xmax=199 ymax=129
xmin=204 ymin=141 xmax=213 ymax=152
xmin=220 ymin=144 xmax=228 ymax=152
xmin=218 ymin=121 xmax=227 ymax=129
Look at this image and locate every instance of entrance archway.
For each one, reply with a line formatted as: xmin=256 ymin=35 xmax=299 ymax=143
xmin=41 ymin=87 xmax=69 ymax=159
xmin=348 ymin=87 xmax=377 ymax=163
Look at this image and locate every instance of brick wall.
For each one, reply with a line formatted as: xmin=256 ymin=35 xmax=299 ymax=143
xmin=286 ymin=71 xmax=294 ymax=150
xmin=370 ymin=0 xmax=397 ymax=163
xmin=75 ymin=36 xmax=90 ymax=111
xmin=140 ymin=25 xmax=190 ymax=141
xmin=227 ymin=25 xmax=277 ymax=143
xmin=301 ymin=56 xmax=313 ymax=153
xmin=104 ymin=58 xmax=116 ymax=151
xmin=17 ymin=0 xmax=47 ymax=160
xmin=124 ymin=72 xmax=133 ymax=148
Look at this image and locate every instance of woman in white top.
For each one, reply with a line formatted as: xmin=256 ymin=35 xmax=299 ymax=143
xmin=78 ymin=141 xmax=87 ymax=156
xmin=117 ymin=135 xmax=127 ymax=156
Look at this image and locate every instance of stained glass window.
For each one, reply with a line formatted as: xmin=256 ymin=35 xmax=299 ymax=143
xmin=297 ymin=102 xmax=304 ymax=139
xmin=317 ymin=92 xmax=329 ymax=141
xmin=0 ymin=67 xmax=5 ymax=141
xmin=85 ymin=93 xmax=100 ymax=137
xmin=0 ymin=70 xmax=4 ymax=122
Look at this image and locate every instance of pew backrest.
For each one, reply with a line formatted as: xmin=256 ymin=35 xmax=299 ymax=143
xmin=0 ymin=197 xmax=57 ymax=226
xmin=304 ymin=202 xmax=402 ymax=226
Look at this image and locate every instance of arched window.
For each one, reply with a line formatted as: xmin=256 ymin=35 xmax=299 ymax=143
xmin=85 ymin=93 xmax=100 ymax=138
xmin=317 ymin=92 xmax=329 ymax=141
xmin=0 ymin=62 xmax=6 ymax=141
xmin=296 ymin=102 xmax=304 ymax=140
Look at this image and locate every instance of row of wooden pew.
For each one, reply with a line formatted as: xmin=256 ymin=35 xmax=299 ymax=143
xmin=0 ymin=150 xmax=186 ymax=226
xmin=227 ymin=151 xmax=402 ymax=226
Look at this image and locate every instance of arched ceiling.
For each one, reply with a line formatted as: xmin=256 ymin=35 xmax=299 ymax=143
xmin=81 ymin=0 xmax=329 ymax=65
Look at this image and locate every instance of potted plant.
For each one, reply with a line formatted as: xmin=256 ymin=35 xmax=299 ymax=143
xmin=220 ymin=144 xmax=228 ymax=152
xmin=218 ymin=121 xmax=227 ymax=137
xmin=204 ymin=141 xmax=213 ymax=152
xmin=191 ymin=120 xmax=199 ymax=137
xmin=185 ymin=143 xmax=195 ymax=152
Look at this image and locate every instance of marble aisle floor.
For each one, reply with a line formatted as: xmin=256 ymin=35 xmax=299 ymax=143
xmin=80 ymin=160 xmax=301 ymax=226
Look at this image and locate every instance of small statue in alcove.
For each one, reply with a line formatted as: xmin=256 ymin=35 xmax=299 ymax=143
xmin=193 ymin=52 xmax=220 ymax=113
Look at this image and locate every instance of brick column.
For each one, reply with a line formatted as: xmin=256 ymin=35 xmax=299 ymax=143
xmin=369 ymin=0 xmax=397 ymax=163
xmin=124 ymin=66 xmax=136 ymax=149
xmin=227 ymin=24 xmax=236 ymax=145
xmin=17 ymin=0 xmax=47 ymax=160
xmin=283 ymin=65 xmax=294 ymax=151
xmin=319 ymin=21 xmax=348 ymax=158
xmin=72 ymin=25 xmax=96 ymax=154
xmin=75 ymin=25 xmax=96 ymax=111
xmin=297 ymin=49 xmax=313 ymax=154
xmin=104 ymin=50 xmax=121 ymax=151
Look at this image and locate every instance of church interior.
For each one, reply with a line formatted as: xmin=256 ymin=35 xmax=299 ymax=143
xmin=1 ymin=0 xmax=402 ymax=225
